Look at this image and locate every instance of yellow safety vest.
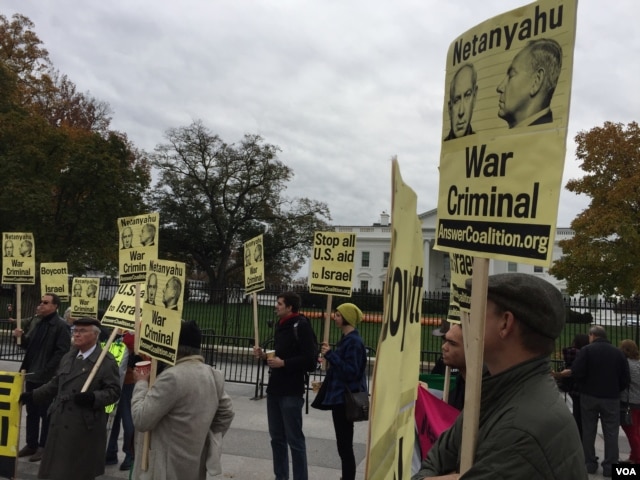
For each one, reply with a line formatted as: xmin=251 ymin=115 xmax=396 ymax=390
xmin=102 ymin=340 xmax=126 ymax=414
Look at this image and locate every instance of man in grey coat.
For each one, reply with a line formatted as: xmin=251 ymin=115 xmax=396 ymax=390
xmin=132 ymin=320 xmax=234 ymax=480
xmin=20 ymin=317 xmax=121 ymax=480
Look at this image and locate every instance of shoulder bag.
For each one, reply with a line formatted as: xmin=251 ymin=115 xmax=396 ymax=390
xmin=343 ymin=382 xmax=369 ymax=422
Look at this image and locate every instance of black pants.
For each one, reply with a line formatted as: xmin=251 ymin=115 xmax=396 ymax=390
xmin=331 ymin=403 xmax=356 ymax=480
xmin=25 ymin=381 xmax=50 ymax=449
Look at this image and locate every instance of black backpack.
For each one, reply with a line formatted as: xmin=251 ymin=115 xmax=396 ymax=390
xmin=293 ymin=316 xmax=320 ymax=373
xmin=293 ymin=315 xmax=320 ymax=414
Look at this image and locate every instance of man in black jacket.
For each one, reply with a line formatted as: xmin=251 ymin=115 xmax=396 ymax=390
xmin=570 ymin=325 xmax=630 ymax=477
xmin=13 ymin=293 xmax=70 ymax=462
xmin=253 ymin=291 xmax=316 ymax=480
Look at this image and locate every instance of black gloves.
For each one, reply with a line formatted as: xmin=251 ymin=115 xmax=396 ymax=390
xmin=73 ymin=392 xmax=95 ymax=407
xmin=19 ymin=392 xmax=33 ymax=405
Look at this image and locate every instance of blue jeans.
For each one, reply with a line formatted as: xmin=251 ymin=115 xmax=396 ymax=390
xmin=106 ymin=383 xmax=134 ymax=460
xmin=267 ymin=395 xmax=308 ymax=480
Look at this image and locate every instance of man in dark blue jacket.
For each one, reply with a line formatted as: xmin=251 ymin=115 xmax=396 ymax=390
xmin=570 ymin=325 xmax=630 ymax=476
xmin=253 ymin=291 xmax=316 ymax=480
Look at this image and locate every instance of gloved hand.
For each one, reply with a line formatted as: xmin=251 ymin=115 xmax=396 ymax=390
xmin=73 ymin=392 xmax=95 ymax=407
xmin=19 ymin=391 xmax=33 ymax=405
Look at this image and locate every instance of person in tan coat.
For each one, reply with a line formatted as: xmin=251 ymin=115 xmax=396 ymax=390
xmin=131 ymin=320 xmax=234 ymax=480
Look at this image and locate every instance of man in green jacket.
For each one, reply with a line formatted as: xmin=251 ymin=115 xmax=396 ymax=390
xmin=413 ymin=273 xmax=586 ymax=479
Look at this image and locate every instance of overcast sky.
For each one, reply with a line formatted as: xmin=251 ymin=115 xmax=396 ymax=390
xmin=4 ymin=0 xmax=639 ymax=227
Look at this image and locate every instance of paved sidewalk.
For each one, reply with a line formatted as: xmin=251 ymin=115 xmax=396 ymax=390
xmin=2 ymin=359 xmax=622 ymax=479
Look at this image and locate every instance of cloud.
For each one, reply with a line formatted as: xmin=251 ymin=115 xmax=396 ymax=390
xmin=5 ymin=0 xmax=640 ymax=228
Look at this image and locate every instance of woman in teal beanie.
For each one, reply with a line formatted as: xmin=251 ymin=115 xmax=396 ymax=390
xmin=317 ymin=303 xmax=368 ymax=480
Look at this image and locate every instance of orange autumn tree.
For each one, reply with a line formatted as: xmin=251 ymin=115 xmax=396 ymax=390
xmin=551 ymin=121 xmax=640 ymax=297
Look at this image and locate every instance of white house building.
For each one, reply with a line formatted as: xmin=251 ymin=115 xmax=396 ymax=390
xmin=334 ymin=210 xmax=574 ymax=293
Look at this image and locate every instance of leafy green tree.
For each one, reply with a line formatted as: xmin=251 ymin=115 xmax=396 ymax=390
xmin=0 ymin=15 xmax=150 ymax=274
xmin=550 ymin=121 xmax=640 ymax=297
xmin=150 ymin=121 xmax=331 ymax=296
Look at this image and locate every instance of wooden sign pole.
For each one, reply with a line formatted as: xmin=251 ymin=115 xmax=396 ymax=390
xmin=442 ymin=365 xmax=451 ymax=403
xmin=253 ymin=292 xmax=259 ymax=348
xmin=322 ymin=294 xmax=333 ymax=345
xmin=459 ymin=257 xmax=489 ymax=474
xmin=141 ymin=358 xmax=158 ymax=471
xmin=16 ymin=287 xmax=21 ymax=346
xmin=321 ymin=295 xmax=333 ymax=370
xmin=81 ymin=327 xmax=120 ymax=392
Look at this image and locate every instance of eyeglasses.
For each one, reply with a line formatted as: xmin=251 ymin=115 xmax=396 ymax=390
xmin=39 ymin=301 xmax=51 ymax=305
xmin=72 ymin=328 xmax=93 ymax=335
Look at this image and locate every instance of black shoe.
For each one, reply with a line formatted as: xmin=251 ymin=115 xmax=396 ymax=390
xmin=18 ymin=446 xmax=37 ymax=457
xmin=29 ymin=448 xmax=44 ymax=462
xmin=119 ymin=457 xmax=133 ymax=471
xmin=105 ymin=455 xmax=118 ymax=466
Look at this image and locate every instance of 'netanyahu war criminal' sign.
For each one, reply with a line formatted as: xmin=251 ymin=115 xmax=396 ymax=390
xmin=244 ymin=234 xmax=265 ymax=294
xmin=70 ymin=277 xmax=100 ymax=318
xmin=2 ymin=232 xmax=35 ymax=284
xmin=434 ymin=0 xmax=577 ymax=266
xmin=139 ymin=259 xmax=185 ymax=365
xmin=118 ymin=213 xmax=159 ymax=284
xmin=308 ymin=231 xmax=356 ymax=297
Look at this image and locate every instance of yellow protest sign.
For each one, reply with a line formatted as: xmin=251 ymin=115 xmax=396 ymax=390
xmin=308 ymin=231 xmax=356 ymax=297
xmin=446 ymin=252 xmax=474 ymax=322
xmin=434 ymin=0 xmax=578 ymax=266
xmin=70 ymin=277 xmax=100 ymax=318
xmin=366 ymin=160 xmax=424 ymax=479
xmin=0 ymin=371 xmax=23 ymax=476
xmin=102 ymin=283 xmax=147 ymax=332
xmin=2 ymin=232 xmax=36 ymax=285
xmin=118 ymin=213 xmax=159 ymax=284
xmin=40 ymin=262 xmax=69 ymax=301
xmin=244 ymin=234 xmax=265 ymax=294
xmin=139 ymin=259 xmax=185 ymax=365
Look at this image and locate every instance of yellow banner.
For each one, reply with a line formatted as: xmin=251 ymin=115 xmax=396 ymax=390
xmin=118 ymin=213 xmax=160 ymax=284
xmin=70 ymin=277 xmax=100 ymax=318
xmin=102 ymin=283 xmax=146 ymax=332
xmin=244 ymin=234 xmax=265 ymax=294
xmin=447 ymin=252 xmax=474 ymax=321
xmin=366 ymin=160 xmax=424 ymax=479
xmin=0 ymin=371 xmax=24 ymax=465
xmin=139 ymin=259 xmax=185 ymax=365
xmin=2 ymin=232 xmax=36 ymax=285
xmin=308 ymin=231 xmax=356 ymax=297
xmin=434 ymin=0 xmax=578 ymax=266
xmin=40 ymin=262 xmax=69 ymax=302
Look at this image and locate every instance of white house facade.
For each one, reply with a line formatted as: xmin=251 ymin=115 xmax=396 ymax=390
xmin=334 ymin=210 xmax=574 ymax=293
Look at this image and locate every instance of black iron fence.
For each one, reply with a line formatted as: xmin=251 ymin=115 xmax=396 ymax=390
xmin=2 ymin=280 xmax=639 ymax=386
